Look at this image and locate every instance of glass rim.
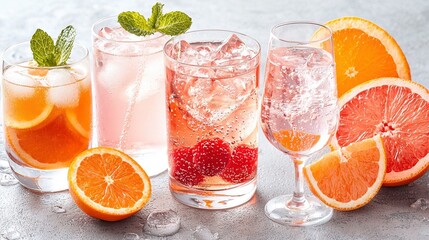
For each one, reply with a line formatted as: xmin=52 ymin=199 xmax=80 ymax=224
xmin=163 ymin=29 xmax=261 ymax=69
xmin=2 ymin=41 xmax=89 ymax=70
xmin=270 ymin=21 xmax=333 ymax=45
xmin=91 ymin=16 xmax=167 ymax=44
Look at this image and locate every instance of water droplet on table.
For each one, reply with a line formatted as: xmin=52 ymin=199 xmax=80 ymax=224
xmin=144 ymin=209 xmax=181 ymax=237
xmin=0 ymin=173 xmax=19 ymax=186
xmin=123 ymin=232 xmax=140 ymax=240
xmin=410 ymin=198 xmax=429 ymax=210
xmin=1 ymin=227 xmax=21 ymax=240
xmin=192 ymin=225 xmax=219 ymax=240
xmin=51 ymin=205 xmax=66 ymax=213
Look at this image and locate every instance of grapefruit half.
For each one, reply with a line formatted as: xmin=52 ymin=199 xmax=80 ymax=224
xmin=331 ymin=78 xmax=429 ymax=186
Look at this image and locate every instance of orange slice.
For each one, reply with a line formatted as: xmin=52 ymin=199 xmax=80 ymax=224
xmin=304 ymin=136 xmax=386 ymax=211
xmin=6 ymin=115 xmax=89 ymax=169
xmin=314 ymin=16 xmax=411 ymax=96
xmin=273 ymin=130 xmax=320 ymax=152
xmin=68 ymin=147 xmax=151 ymax=221
xmin=331 ymin=78 xmax=429 ymax=186
xmin=66 ymin=87 xmax=92 ymax=138
xmin=3 ymin=85 xmax=54 ymax=129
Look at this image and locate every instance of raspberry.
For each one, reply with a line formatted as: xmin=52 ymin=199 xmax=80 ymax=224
xmin=193 ymin=138 xmax=231 ymax=176
xmin=220 ymin=145 xmax=258 ymax=183
xmin=170 ymin=147 xmax=203 ymax=186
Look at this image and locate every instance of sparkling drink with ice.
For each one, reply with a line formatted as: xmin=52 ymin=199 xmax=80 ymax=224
xmin=164 ymin=30 xmax=261 ymax=209
xmin=92 ymin=17 xmax=170 ymax=177
xmin=2 ymin=43 xmax=91 ymax=192
xmin=261 ymin=47 xmax=338 ymax=155
xmin=260 ymin=22 xmax=338 ymax=226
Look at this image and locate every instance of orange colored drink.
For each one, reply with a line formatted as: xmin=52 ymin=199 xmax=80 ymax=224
xmin=2 ymin=43 xmax=91 ymax=192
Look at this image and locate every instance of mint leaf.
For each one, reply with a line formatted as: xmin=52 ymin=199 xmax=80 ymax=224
xmin=157 ymin=11 xmax=192 ymax=36
xmin=118 ymin=11 xmax=154 ymax=36
xmin=55 ymin=25 xmax=76 ymax=65
xmin=148 ymin=3 xmax=164 ymax=29
xmin=30 ymin=29 xmax=56 ymax=67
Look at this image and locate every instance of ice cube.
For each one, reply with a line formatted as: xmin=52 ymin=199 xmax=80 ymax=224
xmin=97 ymin=58 xmax=136 ymax=92
xmin=46 ymin=69 xmax=80 ymax=108
xmin=123 ymin=233 xmax=140 ymax=240
xmin=3 ymin=66 xmax=38 ymax=98
xmin=410 ymin=198 xmax=429 ymax=210
xmin=143 ymin=209 xmax=181 ymax=237
xmin=213 ymin=34 xmax=253 ymax=66
xmin=192 ymin=225 xmax=219 ymax=240
xmin=51 ymin=205 xmax=66 ymax=213
xmin=1 ymin=227 xmax=20 ymax=240
xmin=176 ymin=73 xmax=255 ymax=125
xmin=125 ymin=54 xmax=164 ymax=101
xmin=172 ymin=40 xmax=195 ymax=60
xmin=0 ymin=173 xmax=18 ymax=186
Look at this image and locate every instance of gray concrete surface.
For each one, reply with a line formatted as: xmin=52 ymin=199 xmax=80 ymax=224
xmin=1 ymin=0 xmax=429 ymax=239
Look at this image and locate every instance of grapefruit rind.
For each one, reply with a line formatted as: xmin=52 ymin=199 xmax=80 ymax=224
xmin=68 ymin=147 xmax=151 ymax=221
xmin=305 ymin=135 xmax=386 ymax=211
xmin=331 ymin=77 xmax=429 ymax=186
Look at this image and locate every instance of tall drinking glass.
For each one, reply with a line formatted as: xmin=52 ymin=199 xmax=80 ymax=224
xmin=164 ymin=30 xmax=260 ymax=209
xmin=261 ymin=22 xmax=338 ymax=226
xmin=2 ymin=42 xmax=91 ymax=192
xmin=92 ymin=17 xmax=170 ymax=177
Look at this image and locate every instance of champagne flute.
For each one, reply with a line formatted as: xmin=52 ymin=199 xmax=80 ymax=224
xmin=261 ymin=22 xmax=338 ymax=226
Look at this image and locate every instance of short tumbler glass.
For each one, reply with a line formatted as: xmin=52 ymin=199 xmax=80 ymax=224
xmin=2 ymin=42 xmax=91 ymax=192
xmin=164 ymin=30 xmax=261 ymax=209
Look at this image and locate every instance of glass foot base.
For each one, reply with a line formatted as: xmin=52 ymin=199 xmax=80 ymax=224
xmin=265 ymin=195 xmax=333 ymax=226
xmin=170 ymin=178 xmax=256 ymax=210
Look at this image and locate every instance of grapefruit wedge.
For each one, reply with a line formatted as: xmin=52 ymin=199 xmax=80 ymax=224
xmin=305 ymin=136 xmax=386 ymax=211
xmin=331 ymin=78 xmax=429 ymax=186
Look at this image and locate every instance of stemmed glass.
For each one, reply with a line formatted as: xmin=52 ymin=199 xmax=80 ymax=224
xmin=261 ymin=22 xmax=338 ymax=226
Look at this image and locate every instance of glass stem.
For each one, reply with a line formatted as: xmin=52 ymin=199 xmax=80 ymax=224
xmin=288 ymin=157 xmax=309 ymax=209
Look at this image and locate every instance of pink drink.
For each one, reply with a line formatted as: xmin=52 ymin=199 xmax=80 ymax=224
xmin=261 ymin=47 xmax=338 ymax=155
xmin=164 ymin=31 xmax=260 ymax=209
xmin=92 ymin=18 xmax=170 ymax=176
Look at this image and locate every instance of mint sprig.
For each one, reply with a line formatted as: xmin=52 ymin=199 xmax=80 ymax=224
xmin=30 ymin=25 xmax=76 ymax=67
xmin=118 ymin=2 xmax=192 ymax=37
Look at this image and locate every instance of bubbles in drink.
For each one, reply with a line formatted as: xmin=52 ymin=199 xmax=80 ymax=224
xmin=46 ymin=69 xmax=80 ymax=108
xmin=261 ymin=46 xmax=338 ymax=155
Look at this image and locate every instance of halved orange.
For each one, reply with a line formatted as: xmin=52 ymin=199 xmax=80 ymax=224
xmin=331 ymin=78 xmax=429 ymax=186
xmin=68 ymin=147 xmax=151 ymax=221
xmin=304 ymin=136 xmax=386 ymax=211
xmin=314 ymin=16 xmax=411 ymax=96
